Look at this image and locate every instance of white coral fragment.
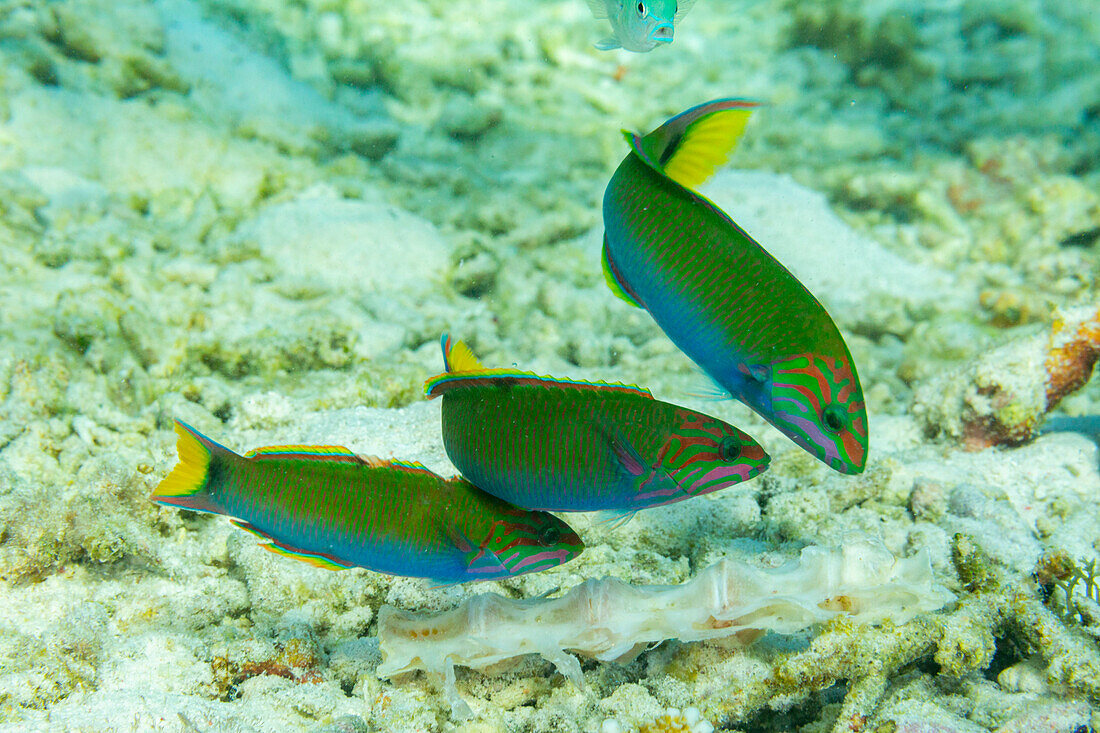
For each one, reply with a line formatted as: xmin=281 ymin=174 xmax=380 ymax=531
xmin=377 ymin=536 xmax=954 ymax=718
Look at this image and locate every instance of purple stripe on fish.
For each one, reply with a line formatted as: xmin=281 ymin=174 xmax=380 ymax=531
xmin=509 ymin=549 xmax=576 ymax=573
xmin=776 ymin=412 xmax=840 ymax=465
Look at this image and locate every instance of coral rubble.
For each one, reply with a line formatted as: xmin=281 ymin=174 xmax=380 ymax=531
xmin=912 ymin=304 xmax=1100 ymax=449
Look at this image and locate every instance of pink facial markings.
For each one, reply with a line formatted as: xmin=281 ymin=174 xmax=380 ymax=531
xmin=470 ymin=514 xmax=582 ymax=577
xmin=644 ymin=410 xmax=768 ymax=502
xmin=509 ymin=549 xmax=575 ymax=573
xmin=767 ymin=353 xmax=867 ymax=472
xmin=779 ymin=413 xmax=841 ymax=465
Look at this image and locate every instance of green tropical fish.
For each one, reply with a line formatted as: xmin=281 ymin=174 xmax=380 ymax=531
xmin=424 ymin=335 xmax=769 ymax=514
xmin=601 ymin=99 xmax=869 ymax=474
xmin=150 ymin=421 xmax=584 ymax=583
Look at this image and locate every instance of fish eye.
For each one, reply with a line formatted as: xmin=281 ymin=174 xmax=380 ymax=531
xmin=822 ymin=404 xmax=847 ymax=434
xmin=718 ymin=436 xmax=742 ymax=462
xmin=537 ymin=525 xmax=561 ymax=547
xmin=637 ymin=2 xmax=646 ymax=15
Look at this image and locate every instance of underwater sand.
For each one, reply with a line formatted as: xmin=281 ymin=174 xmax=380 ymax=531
xmin=1 ymin=0 xmax=1099 ymax=730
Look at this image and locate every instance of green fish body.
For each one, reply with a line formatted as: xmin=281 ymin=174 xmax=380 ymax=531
xmin=150 ymin=421 xmax=584 ymax=582
xmin=425 ymin=336 xmax=769 ymax=513
xmin=601 ymin=99 xmax=869 ymax=474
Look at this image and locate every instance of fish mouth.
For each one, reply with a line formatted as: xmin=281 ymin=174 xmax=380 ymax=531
xmin=650 ymin=23 xmax=673 ymax=42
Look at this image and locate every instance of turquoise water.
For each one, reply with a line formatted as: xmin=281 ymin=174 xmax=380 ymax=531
xmin=0 ymin=0 xmax=1098 ymax=730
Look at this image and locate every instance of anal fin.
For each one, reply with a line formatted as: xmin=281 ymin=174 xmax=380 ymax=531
xmin=229 ymin=518 xmax=352 ymax=571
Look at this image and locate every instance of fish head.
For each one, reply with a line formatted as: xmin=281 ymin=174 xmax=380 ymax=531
xmin=481 ymin=510 xmax=585 ymax=577
xmin=765 ymin=353 xmax=868 ymax=474
xmin=616 ymin=0 xmax=676 ymax=50
xmin=647 ymin=0 xmax=678 ymax=40
xmin=657 ymin=408 xmax=770 ymax=496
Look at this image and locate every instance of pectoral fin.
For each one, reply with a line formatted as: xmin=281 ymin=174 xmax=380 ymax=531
xmin=596 ymin=36 xmax=622 ymax=50
xmin=594 ymin=509 xmax=637 ymax=529
xmin=673 ymin=0 xmax=697 ymax=23
xmin=444 ymin=522 xmax=509 ymax=577
xmin=592 ymin=419 xmax=647 ymax=476
xmin=466 ymin=547 xmax=509 ymax=576
xmin=585 ymin=0 xmax=609 ymax=18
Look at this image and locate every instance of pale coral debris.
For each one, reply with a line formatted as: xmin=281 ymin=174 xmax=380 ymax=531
xmin=601 ymin=707 xmax=714 ymax=733
xmin=912 ymin=304 xmax=1100 ymax=450
xmin=377 ymin=536 xmax=953 ymax=719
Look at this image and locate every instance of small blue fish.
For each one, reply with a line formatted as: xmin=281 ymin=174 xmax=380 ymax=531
xmin=585 ymin=0 xmax=696 ymax=52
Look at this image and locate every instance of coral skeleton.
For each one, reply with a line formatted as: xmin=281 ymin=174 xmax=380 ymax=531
xmin=912 ymin=304 xmax=1100 ymax=450
xmin=601 ymin=707 xmax=714 ymax=733
xmin=377 ymin=536 xmax=954 ymax=718
xmin=1049 ymin=556 xmax=1100 ymax=627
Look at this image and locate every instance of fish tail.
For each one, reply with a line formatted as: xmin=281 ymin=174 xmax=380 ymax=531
xmin=426 ymin=334 xmax=487 ymax=398
xmin=633 ymin=98 xmax=762 ymax=190
xmin=440 ymin=333 xmax=484 ymax=373
xmin=149 ymin=420 xmax=235 ymax=514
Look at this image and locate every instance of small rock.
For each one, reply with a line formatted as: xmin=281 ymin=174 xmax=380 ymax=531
xmin=440 ymin=94 xmax=503 ymax=141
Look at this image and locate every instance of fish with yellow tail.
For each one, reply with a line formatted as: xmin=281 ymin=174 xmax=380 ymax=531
xmin=601 ymin=99 xmax=869 ymax=474
xmin=150 ymin=421 xmax=584 ymax=583
xmin=585 ymin=0 xmax=696 ymax=52
xmin=424 ymin=335 xmax=769 ymax=514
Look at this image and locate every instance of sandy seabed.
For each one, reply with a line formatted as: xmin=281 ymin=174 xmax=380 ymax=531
xmin=1 ymin=0 xmax=1099 ymax=730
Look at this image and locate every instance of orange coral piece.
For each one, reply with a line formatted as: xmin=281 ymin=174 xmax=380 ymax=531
xmin=1045 ymin=307 xmax=1100 ymax=409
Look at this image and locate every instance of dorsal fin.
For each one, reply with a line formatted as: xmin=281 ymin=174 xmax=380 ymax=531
xmin=674 ymin=0 xmax=697 ymax=23
xmin=426 ymin=336 xmax=653 ymax=399
xmin=356 ymin=455 xmax=437 ymax=476
xmin=629 ymin=99 xmax=760 ymax=190
xmin=426 ymin=368 xmax=653 ymax=400
xmin=384 ymin=458 xmax=434 ymax=474
xmin=244 ymin=444 xmax=363 ymax=463
xmin=440 ymin=333 xmax=484 ymax=373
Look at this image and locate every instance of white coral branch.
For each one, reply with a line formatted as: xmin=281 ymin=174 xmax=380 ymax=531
xmin=377 ymin=536 xmax=954 ymax=718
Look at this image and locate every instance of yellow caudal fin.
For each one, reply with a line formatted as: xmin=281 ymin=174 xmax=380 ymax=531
xmin=440 ymin=333 xmax=484 ymax=373
xmin=425 ymin=333 xmax=487 ymax=399
xmin=660 ymin=106 xmax=754 ymax=189
xmin=149 ymin=420 xmax=231 ymax=514
xmin=631 ymin=99 xmax=761 ymax=191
